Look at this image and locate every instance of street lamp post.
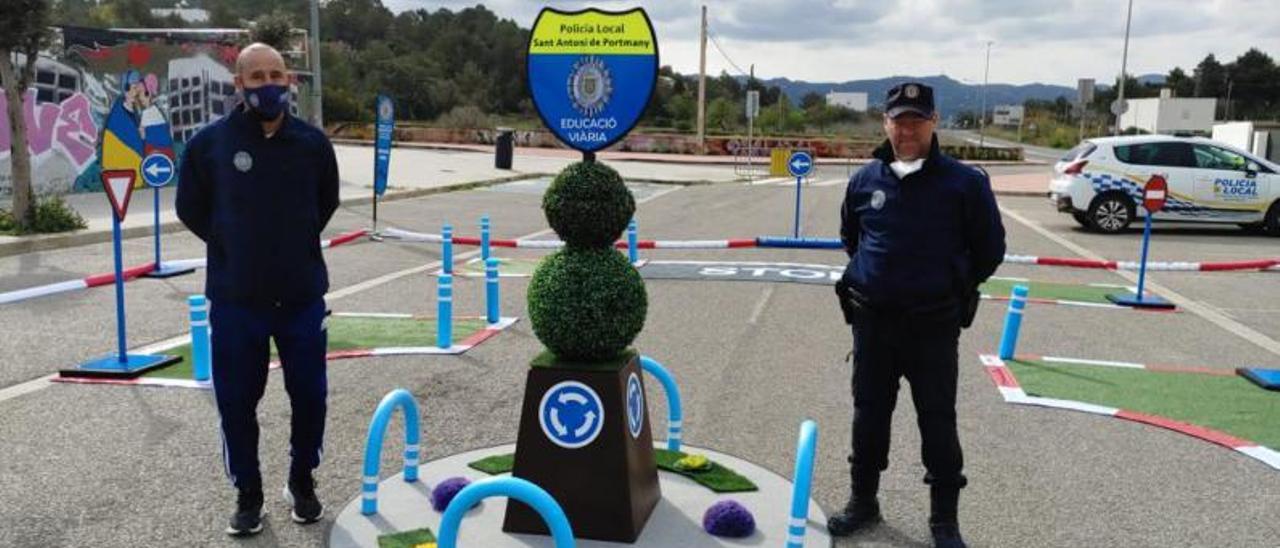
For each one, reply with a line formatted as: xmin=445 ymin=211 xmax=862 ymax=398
xmin=1114 ymin=0 xmax=1133 ymax=135
xmin=309 ymin=0 xmax=324 ymax=128
xmin=979 ymin=41 xmax=992 ymax=148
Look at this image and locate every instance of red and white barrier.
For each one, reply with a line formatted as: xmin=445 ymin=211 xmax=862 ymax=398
xmin=979 ymin=354 xmax=1280 ymax=471
xmin=1004 ymin=254 xmax=1280 ymax=272
xmin=0 ymin=229 xmax=368 ymax=306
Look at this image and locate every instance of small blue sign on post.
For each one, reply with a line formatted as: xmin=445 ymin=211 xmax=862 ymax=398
xmin=539 ymin=381 xmax=605 ymax=449
xmin=788 ymin=150 xmax=814 ymax=237
xmin=626 ymin=372 xmax=644 ymax=439
xmin=142 ymin=153 xmax=193 ymax=279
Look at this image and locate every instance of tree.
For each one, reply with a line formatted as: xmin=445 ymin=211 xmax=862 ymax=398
xmin=1165 ymin=67 xmax=1194 ymax=98
xmin=250 ymin=10 xmax=296 ymax=51
xmin=1223 ymin=48 xmax=1279 ymax=120
xmin=800 ymin=92 xmax=825 ymax=110
xmin=1193 ymin=54 xmax=1227 ymax=99
xmin=0 ymin=0 xmax=52 ymax=229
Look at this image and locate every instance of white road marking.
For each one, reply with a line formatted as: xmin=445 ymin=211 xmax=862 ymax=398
xmin=1000 ymin=206 xmax=1280 ymax=358
xmin=0 ymin=186 xmax=686 ymax=404
xmin=748 ymin=286 xmax=775 ymax=325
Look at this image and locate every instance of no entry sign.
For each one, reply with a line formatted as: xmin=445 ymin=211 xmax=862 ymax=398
xmin=1143 ymin=175 xmax=1168 ymax=213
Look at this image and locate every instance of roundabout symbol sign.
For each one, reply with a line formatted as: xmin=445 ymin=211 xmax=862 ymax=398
xmin=539 ymin=381 xmax=605 ymax=449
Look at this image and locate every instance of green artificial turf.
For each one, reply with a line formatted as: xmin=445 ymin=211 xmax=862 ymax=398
xmin=530 ymin=348 xmax=638 ymax=372
xmin=1006 ymin=359 xmax=1280 ymax=449
xmin=377 ymin=527 xmax=437 ymax=548
xmin=980 ymin=278 xmax=1120 ymax=304
xmin=465 ymin=449 xmax=758 ymax=493
xmin=144 ymin=316 xmax=487 ymax=380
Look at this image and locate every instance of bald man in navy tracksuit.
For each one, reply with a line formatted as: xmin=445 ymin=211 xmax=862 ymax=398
xmin=177 ymin=43 xmax=339 ymax=537
xmin=829 ymin=82 xmax=1006 ymax=548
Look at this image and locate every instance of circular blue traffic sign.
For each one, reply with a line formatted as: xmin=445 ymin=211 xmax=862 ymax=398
xmin=787 ymin=150 xmax=814 ymax=178
xmin=626 ymin=373 xmax=644 ymax=439
xmin=539 ymin=381 xmax=605 ymax=449
xmin=141 ymin=153 xmax=175 ymax=188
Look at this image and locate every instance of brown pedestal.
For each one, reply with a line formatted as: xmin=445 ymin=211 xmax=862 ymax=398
xmin=502 ymin=353 xmax=661 ymax=543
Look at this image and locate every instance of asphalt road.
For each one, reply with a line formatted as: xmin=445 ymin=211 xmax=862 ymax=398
xmin=2 ymin=175 xmax=1278 ymax=547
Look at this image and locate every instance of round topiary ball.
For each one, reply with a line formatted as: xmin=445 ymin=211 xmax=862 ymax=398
xmin=702 ymin=499 xmax=756 ymax=538
xmin=543 ymin=161 xmax=635 ymax=248
xmin=430 ymin=476 xmax=471 ymax=512
xmin=528 ymin=247 xmax=647 ymax=361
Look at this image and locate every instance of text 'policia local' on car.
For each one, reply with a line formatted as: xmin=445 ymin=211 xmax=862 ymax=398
xmin=1049 ymin=135 xmax=1280 ymax=235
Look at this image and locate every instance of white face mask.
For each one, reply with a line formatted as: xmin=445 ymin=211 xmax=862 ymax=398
xmin=889 ymin=158 xmax=925 ymax=179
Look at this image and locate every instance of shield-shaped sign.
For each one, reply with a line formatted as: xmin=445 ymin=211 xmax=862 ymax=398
xmin=526 ymin=7 xmax=658 ymax=153
xmin=374 ymin=94 xmax=395 ymax=197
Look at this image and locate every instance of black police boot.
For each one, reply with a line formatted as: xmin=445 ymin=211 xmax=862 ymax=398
xmin=284 ymin=470 xmax=323 ymax=524
xmin=226 ymin=486 xmax=265 ymax=536
xmin=929 ymin=485 xmax=966 ymax=548
xmin=827 ymin=472 xmax=883 ymax=536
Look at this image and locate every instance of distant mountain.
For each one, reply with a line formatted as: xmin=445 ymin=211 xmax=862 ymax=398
xmin=740 ymin=75 xmax=1077 ymax=118
xmin=1136 ymin=73 xmax=1167 ymax=86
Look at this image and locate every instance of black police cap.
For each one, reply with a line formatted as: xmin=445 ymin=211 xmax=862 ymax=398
xmin=885 ymin=82 xmax=935 ymax=119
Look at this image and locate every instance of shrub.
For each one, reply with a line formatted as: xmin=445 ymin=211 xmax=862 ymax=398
xmin=542 ymin=161 xmax=635 ymax=248
xmin=527 ymin=246 xmax=647 ymax=362
xmin=1 ymin=196 xmax=87 ymax=234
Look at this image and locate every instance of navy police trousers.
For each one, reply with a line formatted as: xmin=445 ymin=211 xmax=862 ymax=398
xmin=211 ymin=298 xmax=328 ymax=490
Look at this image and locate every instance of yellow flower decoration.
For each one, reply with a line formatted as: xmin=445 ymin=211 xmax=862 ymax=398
xmin=674 ymin=453 xmax=711 ymax=472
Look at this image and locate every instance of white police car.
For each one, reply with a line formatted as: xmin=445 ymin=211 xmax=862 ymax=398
xmin=1049 ymin=135 xmax=1280 ymax=235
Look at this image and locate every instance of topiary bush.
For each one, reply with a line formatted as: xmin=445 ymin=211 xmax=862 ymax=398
xmin=528 ymin=246 xmax=647 ymax=362
xmin=542 ymin=161 xmax=635 ymax=248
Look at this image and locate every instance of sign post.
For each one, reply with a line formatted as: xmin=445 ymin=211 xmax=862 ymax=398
xmin=787 ymin=150 xmax=814 ymax=237
xmin=63 ymin=170 xmax=180 ymax=378
xmin=746 ymin=90 xmax=760 ymax=181
xmin=1107 ymin=175 xmax=1175 ymax=309
xmin=140 ymin=152 xmax=193 ymax=278
xmin=372 ymin=95 xmax=394 ymax=239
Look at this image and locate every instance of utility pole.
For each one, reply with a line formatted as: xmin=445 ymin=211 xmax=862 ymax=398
xmin=696 ymin=4 xmax=707 ymax=153
xmin=1225 ymin=79 xmax=1233 ymax=120
xmin=1114 ymin=0 xmax=1133 ymax=135
xmin=978 ymin=41 xmax=992 ymax=148
xmin=747 ymin=64 xmax=755 ymax=179
xmin=309 ymin=0 xmax=324 ymax=128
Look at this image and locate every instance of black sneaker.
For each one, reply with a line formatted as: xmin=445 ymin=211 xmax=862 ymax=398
xmin=826 ymin=497 xmax=883 ymax=537
xmin=283 ymin=472 xmax=323 ymax=524
xmin=226 ymin=487 xmax=265 ymax=536
xmin=930 ymin=522 xmax=967 ymax=548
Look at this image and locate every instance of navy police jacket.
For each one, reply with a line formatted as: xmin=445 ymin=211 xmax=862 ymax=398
xmin=840 ymin=136 xmax=1006 ymax=311
xmin=177 ymin=107 xmax=340 ymax=307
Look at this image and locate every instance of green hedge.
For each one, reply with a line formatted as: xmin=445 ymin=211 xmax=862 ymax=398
xmin=527 ymin=247 xmax=647 ymax=362
xmin=542 ymin=161 xmax=635 ymax=248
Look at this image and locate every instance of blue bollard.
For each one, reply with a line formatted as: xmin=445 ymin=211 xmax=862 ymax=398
xmin=998 ymin=285 xmax=1029 ymax=360
xmin=360 ymin=389 xmax=421 ymax=515
xmin=485 ymin=258 xmax=500 ymax=325
xmin=786 ymin=420 xmax=818 ymax=548
xmin=639 ymin=355 xmax=684 ymax=452
xmin=627 ymin=219 xmax=638 ymax=264
xmin=438 ymin=477 xmax=575 ymax=548
xmin=480 ymin=216 xmax=491 ymax=262
xmin=437 ymin=273 xmax=453 ymax=349
xmin=188 ymin=295 xmax=211 ymax=382
xmin=442 ymin=224 xmax=453 ymax=275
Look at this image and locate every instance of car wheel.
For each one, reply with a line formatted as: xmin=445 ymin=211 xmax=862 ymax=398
xmin=1265 ymin=201 xmax=1280 ymax=236
xmin=1086 ymin=193 xmax=1134 ymax=234
xmin=1071 ymin=211 xmax=1090 ymax=228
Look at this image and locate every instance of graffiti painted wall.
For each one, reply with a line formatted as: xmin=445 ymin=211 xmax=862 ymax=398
xmin=0 ymin=26 xmax=313 ymax=197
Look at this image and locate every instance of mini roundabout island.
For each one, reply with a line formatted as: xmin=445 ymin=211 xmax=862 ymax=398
xmin=328 ymin=161 xmax=831 ymax=548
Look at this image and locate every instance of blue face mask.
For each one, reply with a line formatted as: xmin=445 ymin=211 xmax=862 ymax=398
xmin=244 ymin=83 xmax=290 ymax=121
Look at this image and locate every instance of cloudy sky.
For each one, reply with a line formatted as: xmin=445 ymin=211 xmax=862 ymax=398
xmin=383 ymin=0 xmax=1278 ymax=87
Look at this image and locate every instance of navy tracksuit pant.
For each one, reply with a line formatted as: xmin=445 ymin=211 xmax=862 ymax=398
xmin=850 ymin=314 xmax=967 ymax=497
xmin=211 ymin=298 xmax=328 ymax=490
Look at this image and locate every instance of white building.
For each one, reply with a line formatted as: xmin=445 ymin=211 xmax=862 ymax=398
xmin=825 ymin=91 xmax=868 ymax=112
xmin=992 ymin=105 xmax=1024 ymax=126
xmin=1119 ymin=90 xmax=1217 ymax=135
xmin=1212 ymin=121 xmax=1280 ymax=164
xmin=166 ymin=54 xmax=236 ymax=142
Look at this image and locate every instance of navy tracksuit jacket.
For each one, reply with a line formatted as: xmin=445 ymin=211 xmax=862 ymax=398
xmin=839 ymin=136 xmax=1006 ymax=496
xmin=177 ymin=106 xmax=339 ymax=489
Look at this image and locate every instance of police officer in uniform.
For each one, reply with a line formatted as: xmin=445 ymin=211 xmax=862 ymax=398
xmin=177 ymin=43 xmax=339 ymax=536
xmin=828 ymin=82 xmax=1006 ymax=548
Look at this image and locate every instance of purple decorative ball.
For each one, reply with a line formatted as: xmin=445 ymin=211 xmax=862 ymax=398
xmin=431 ymin=477 xmax=471 ymax=512
xmin=702 ymin=499 xmax=756 ymax=538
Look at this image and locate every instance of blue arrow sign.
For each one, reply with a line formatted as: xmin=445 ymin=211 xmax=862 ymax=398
xmin=787 ymin=150 xmax=814 ymax=178
xmin=626 ymin=373 xmax=644 ymax=438
xmin=141 ymin=153 xmax=175 ymax=188
xmin=539 ymin=381 xmax=605 ymax=449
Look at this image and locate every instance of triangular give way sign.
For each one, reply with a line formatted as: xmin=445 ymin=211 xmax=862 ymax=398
xmin=101 ymin=170 xmax=136 ymax=221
